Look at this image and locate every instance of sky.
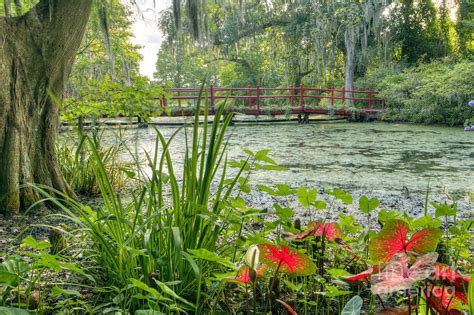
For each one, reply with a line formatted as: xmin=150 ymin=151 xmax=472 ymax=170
xmin=131 ymin=0 xmax=172 ymax=79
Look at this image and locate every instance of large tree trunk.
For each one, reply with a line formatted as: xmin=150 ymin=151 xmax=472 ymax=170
xmin=0 ymin=0 xmax=93 ymax=215
xmin=344 ymin=27 xmax=357 ymax=107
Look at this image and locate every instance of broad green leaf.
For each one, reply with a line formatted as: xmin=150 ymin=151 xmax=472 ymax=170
xmin=411 ymin=216 xmax=442 ymax=229
xmin=187 ymin=248 xmax=235 ymax=269
xmin=327 ymin=269 xmax=353 ymax=278
xmin=243 ymin=149 xmax=254 ymax=156
xmin=358 ymin=196 xmax=380 ymax=213
xmin=326 ymin=189 xmax=353 ymax=204
xmin=0 ymin=270 xmax=18 ymax=286
xmin=341 ymin=295 xmax=363 ymax=315
xmin=20 ymin=236 xmax=51 ymax=250
xmin=274 ymin=203 xmax=294 ymax=222
xmin=297 ymin=187 xmax=317 ymax=207
xmin=431 ymin=202 xmax=456 ymax=217
xmin=153 ymin=280 xmax=196 ymax=309
xmin=257 ymin=185 xmax=277 ymax=196
xmin=318 ymin=285 xmax=352 ymax=297
xmin=230 ymin=197 xmax=246 ymax=210
xmin=50 ymin=286 xmax=81 ymax=297
xmin=275 ymin=184 xmax=295 ymax=196
xmin=338 ymin=214 xmax=362 ymax=234
xmin=283 ymin=279 xmax=303 ymax=291
xmin=128 ymin=278 xmax=162 ymax=300
xmin=378 ymin=209 xmax=402 ymax=224
xmin=314 ymin=200 xmax=327 ymax=210
xmin=255 ymin=150 xmax=277 ymax=165
xmin=1 ymin=257 xmax=30 ymax=275
xmin=0 ymin=307 xmax=31 ymax=315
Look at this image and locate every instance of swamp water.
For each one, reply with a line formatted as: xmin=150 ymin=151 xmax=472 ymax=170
xmin=99 ymin=121 xmax=473 ymax=216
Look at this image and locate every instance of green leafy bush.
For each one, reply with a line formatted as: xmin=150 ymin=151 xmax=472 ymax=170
xmin=357 ymin=59 xmax=474 ymax=125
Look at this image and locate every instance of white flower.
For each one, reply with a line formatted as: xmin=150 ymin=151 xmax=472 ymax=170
xmin=244 ymin=245 xmax=260 ymax=269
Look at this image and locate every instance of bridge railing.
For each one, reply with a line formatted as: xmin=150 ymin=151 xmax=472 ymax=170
xmin=159 ymin=85 xmax=384 ymax=114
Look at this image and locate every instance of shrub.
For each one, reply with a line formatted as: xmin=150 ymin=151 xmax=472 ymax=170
xmin=356 ymin=59 xmax=474 ymax=125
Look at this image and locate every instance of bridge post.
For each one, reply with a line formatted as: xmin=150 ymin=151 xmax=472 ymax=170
xmin=290 ymin=85 xmax=295 ymax=107
xmin=162 ymin=95 xmax=167 ymax=109
xmin=330 ymin=88 xmax=334 ymax=107
xmin=256 ymin=86 xmax=261 ymax=112
xmin=381 ymin=98 xmax=385 ymax=111
xmin=210 ymin=84 xmax=215 ymax=111
xmin=341 ymin=86 xmax=346 ymax=113
xmin=299 ymin=84 xmax=304 ymax=110
xmin=248 ymin=86 xmax=253 ymax=109
xmin=368 ymin=91 xmax=373 ymax=110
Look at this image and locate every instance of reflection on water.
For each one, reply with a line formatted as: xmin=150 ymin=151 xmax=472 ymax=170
xmin=98 ymin=121 xmax=474 ymax=195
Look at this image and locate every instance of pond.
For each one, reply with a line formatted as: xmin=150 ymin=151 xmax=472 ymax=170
xmin=95 ymin=120 xmax=473 ymax=215
xmin=110 ymin=121 xmax=472 ymax=192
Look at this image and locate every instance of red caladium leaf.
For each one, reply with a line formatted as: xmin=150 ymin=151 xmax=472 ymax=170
xmin=290 ymin=221 xmax=344 ymax=242
xmin=234 ymin=265 xmax=267 ymax=284
xmin=426 ymin=285 xmax=466 ymax=314
xmin=276 ymin=299 xmax=297 ymax=315
xmin=342 ymin=266 xmax=380 ymax=282
xmin=369 ymin=219 xmax=442 ymax=264
xmin=371 ymin=252 xmax=438 ymax=295
xmin=258 ymin=244 xmax=316 ymax=276
xmin=235 ymin=266 xmax=251 ymax=284
xmin=434 ymin=263 xmax=470 ymax=289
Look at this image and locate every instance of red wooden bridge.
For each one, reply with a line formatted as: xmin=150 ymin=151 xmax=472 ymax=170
xmin=158 ymin=85 xmax=384 ymax=118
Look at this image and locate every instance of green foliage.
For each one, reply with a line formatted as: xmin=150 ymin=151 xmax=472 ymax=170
xmin=4 ymin=140 xmax=473 ymax=313
xmin=62 ymin=77 xmax=167 ymax=122
xmin=33 ymin=98 xmax=258 ymax=312
xmin=63 ymin=1 xmax=166 ymax=123
xmin=0 ymin=236 xmax=89 ymax=312
xmin=341 ymin=295 xmax=363 ymax=315
xmin=357 ymin=59 xmax=474 ymax=125
xmin=358 ymin=196 xmax=380 ymax=214
xmin=391 ymin=0 xmax=452 ymax=64
xmin=57 ymin=131 xmax=134 ymax=195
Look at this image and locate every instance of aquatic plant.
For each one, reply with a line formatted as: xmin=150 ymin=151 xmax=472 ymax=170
xmin=368 ymin=219 xmax=443 ymax=263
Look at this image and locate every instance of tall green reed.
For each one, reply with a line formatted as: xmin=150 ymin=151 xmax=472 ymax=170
xmin=34 ymin=94 xmax=247 ymax=312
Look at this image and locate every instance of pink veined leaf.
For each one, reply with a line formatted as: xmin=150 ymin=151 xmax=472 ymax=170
xmin=434 ymin=263 xmax=470 ymax=289
xmin=276 ymin=299 xmax=297 ymax=315
xmin=308 ymin=221 xmax=344 ymax=241
xmin=369 ymin=219 xmax=442 ymax=264
xmin=371 ymin=252 xmax=438 ymax=295
xmin=427 ymin=285 xmax=466 ymax=313
xmin=290 ymin=230 xmax=311 ymax=240
xmin=258 ymin=244 xmax=316 ymax=276
xmin=290 ymin=221 xmax=344 ymax=241
xmin=342 ymin=266 xmax=380 ymax=282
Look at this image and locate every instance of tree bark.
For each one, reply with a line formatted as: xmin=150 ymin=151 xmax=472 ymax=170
xmin=344 ymin=27 xmax=357 ymax=107
xmin=3 ymin=0 xmax=12 ymax=17
xmin=0 ymin=0 xmax=93 ymax=215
